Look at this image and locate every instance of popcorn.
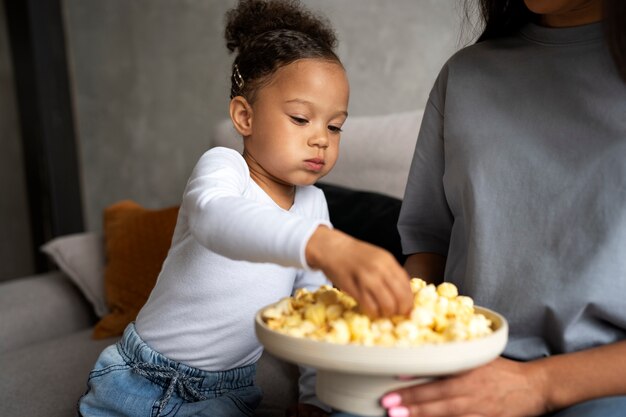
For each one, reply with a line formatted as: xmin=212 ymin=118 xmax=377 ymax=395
xmin=394 ymin=320 xmax=420 ymax=343
xmin=410 ymin=306 xmax=435 ymax=327
xmin=326 ymin=319 xmax=350 ymax=344
xmin=437 ymin=282 xmax=459 ymax=299
xmin=261 ymin=278 xmax=493 ymax=346
xmin=304 ymin=303 xmax=326 ymax=327
xmin=345 ymin=312 xmax=372 ymax=344
xmin=409 ymin=278 xmax=427 ymax=293
xmin=262 ymin=297 xmax=293 ymax=319
xmin=414 ymin=284 xmax=438 ymax=307
xmin=325 ymin=304 xmax=344 ymax=321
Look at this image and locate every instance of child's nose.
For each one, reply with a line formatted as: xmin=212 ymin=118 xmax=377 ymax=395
xmin=308 ymin=126 xmax=330 ymax=148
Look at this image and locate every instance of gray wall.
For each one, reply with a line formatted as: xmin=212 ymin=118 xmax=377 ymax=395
xmin=0 ymin=1 xmax=473 ymax=279
xmin=63 ymin=0 xmax=469 ymax=232
xmin=0 ymin=4 xmax=34 ymax=281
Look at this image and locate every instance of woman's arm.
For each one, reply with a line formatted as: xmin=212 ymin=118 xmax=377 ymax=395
xmin=538 ymin=339 xmax=626 ymax=411
xmin=382 ymin=340 xmax=626 ymax=417
xmin=403 ymin=253 xmax=446 ymax=285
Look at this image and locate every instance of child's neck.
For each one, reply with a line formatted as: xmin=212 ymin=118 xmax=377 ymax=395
xmin=249 ymin=171 xmax=295 ymax=211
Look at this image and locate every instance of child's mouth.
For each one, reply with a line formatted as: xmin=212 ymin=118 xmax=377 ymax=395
xmin=304 ymin=158 xmax=325 ymax=172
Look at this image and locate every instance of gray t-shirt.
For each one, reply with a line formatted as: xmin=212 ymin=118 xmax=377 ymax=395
xmin=398 ymin=22 xmax=626 ymax=360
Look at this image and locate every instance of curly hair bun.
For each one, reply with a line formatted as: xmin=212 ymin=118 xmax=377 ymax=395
xmin=224 ymin=0 xmax=337 ymax=53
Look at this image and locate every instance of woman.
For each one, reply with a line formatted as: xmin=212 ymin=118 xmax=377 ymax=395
xmin=387 ymin=1 xmax=626 ymax=416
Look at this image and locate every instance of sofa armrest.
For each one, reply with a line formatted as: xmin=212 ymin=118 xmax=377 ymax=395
xmin=0 ymin=271 xmax=97 ymax=353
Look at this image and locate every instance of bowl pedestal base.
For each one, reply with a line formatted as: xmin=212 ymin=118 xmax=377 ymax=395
xmin=316 ymin=370 xmax=431 ymax=416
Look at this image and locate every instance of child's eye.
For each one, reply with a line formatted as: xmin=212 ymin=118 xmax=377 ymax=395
xmin=328 ymin=125 xmax=343 ymax=133
xmin=290 ymin=116 xmax=308 ymax=125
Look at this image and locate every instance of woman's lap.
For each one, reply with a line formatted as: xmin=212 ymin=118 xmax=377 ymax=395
xmin=547 ymin=396 xmax=626 ymax=417
xmin=330 ymin=396 xmax=626 ymax=417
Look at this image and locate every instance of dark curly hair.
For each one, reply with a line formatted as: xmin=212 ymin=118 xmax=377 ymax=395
xmin=224 ymin=0 xmax=341 ymax=100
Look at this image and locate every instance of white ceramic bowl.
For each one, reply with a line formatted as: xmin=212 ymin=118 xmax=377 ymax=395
xmin=255 ymin=305 xmax=508 ymax=416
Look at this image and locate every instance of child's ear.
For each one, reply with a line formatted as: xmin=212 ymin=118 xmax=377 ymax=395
xmin=229 ymin=96 xmax=253 ymax=136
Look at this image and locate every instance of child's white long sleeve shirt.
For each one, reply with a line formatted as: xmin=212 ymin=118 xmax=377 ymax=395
xmin=135 ymin=147 xmax=331 ymax=404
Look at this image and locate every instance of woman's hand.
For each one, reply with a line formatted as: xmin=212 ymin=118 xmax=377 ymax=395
xmin=381 ymin=358 xmax=549 ymax=417
xmin=305 ymin=226 xmax=413 ymax=318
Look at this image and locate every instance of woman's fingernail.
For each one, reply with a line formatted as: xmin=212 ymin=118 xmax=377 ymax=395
xmin=381 ymin=393 xmax=402 ymax=408
xmin=388 ymin=406 xmax=410 ymax=417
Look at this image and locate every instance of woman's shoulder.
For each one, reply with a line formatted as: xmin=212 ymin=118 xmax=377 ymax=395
xmin=429 ymin=35 xmax=528 ymax=96
xmin=444 ymin=36 xmax=520 ymax=71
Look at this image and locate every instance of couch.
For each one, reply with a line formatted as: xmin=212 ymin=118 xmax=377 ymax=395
xmin=0 ymin=110 xmax=422 ymax=417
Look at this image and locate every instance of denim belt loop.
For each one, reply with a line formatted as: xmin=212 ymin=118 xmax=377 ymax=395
xmin=132 ymin=362 xmax=207 ymax=417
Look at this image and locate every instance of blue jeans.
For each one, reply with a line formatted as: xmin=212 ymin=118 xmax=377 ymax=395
xmin=78 ymin=323 xmax=262 ymax=417
xmin=546 ymin=396 xmax=626 ymax=417
xmin=331 ymin=396 xmax=626 ymax=417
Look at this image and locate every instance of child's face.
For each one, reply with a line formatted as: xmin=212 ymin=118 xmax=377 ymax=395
xmin=243 ymin=59 xmax=349 ymax=188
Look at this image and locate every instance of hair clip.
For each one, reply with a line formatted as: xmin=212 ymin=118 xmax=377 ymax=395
xmin=232 ymin=64 xmax=245 ymax=94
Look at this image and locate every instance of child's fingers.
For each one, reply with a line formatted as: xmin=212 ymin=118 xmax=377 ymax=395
xmin=308 ymin=229 xmax=412 ymax=317
xmin=332 ymin=275 xmax=381 ymax=318
xmin=364 ymin=252 xmax=412 ymax=317
xmin=332 ymin=275 xmax=359 ymax=303
xmin=359 ymin=287 xmax=381 ymax=318
xmin=385 ymin=266 xmax=413 ymax=315
xmin=366 ymin=279 xmax=398 ymax=317
xmin=356 ymin=248 xmax=411 ymax=317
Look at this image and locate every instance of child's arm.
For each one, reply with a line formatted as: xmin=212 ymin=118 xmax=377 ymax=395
xmin=185 ymin=148 xmax=331 ymax=268
xmin=186 ymin=148 xmax=412 ymax=317
xmin=305 ymin=226 xmax=413 ymax=318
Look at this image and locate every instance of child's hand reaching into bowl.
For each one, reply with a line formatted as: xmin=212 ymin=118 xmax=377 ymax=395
xmin=286 ymin=403 xmax=330 ymax=417
xmin=305 ymin=226 xmax=413 ymax=318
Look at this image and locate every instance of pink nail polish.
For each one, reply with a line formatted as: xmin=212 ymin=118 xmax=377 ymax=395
xmin=388 ymin=406 xmax=410 ymax=417
xmin=380 ymin=393 xmax=402 ymax=408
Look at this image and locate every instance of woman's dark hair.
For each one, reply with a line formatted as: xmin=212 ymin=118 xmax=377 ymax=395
xmin=224 ymin=0 xmax=341 ymax=100
xmin=468 ymin=0 xmax=626 ymax=81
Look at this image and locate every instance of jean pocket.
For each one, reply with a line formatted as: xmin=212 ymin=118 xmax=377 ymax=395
xmin=87 ymin=344 xmax=131 ymax=381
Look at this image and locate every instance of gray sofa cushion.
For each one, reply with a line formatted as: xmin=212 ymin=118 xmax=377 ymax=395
xmin=0 ymin=271 xmax=96 ymax=353
xmin=0 ymin=329 xmax=115 ymax=417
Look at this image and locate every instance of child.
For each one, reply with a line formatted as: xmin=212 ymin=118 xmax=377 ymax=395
xmin=77 ymin=1 xmax=413 ymax=416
